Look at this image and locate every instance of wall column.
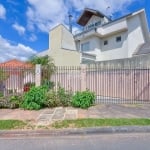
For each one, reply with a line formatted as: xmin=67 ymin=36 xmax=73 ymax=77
xmin=81 ymin=64 xmax=87 ymax=91
xmin=35 ymin=64 xmax=41 ymax=87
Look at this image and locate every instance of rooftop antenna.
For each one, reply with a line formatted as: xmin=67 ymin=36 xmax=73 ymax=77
xmin=106 ymin=6 xmax=112 ymax=20
xmin=68 ymin=14 xmax=73 ymax=33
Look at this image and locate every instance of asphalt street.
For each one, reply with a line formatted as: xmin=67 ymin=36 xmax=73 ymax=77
xmin=0 ymin=133 xmax=150 ymax=150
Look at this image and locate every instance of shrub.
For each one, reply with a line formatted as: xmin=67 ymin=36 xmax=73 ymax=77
xmin=42 ymin=80 xmax=55 ymax=90
xmin=57 ymin=86 xmax=72 ymax=107
xmin=0 ymin=95 xmax=23 ymax=109
xmin=10 ymin=95 xmax=23 ymax=108
xmin=0 ymin=91 xmax=3 ymax=97
xmin=45 ymin=90 xmax=60 ymax=108
xmin=21 ymin=86 xmax=47 ymax=110
xmin=71 ymin=90 xmax=96 ymax=109
xmin=45 ymin=86 xmax=72 ymax=108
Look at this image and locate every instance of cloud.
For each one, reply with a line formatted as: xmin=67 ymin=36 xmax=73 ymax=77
xmin=29 ymin=34 xmax=37 ymax=42
xmin=26 ymin=0 xmax=68 ymax=32
xmin=0 ymin=35 xmax=37 ymax=63
xmin=68 ymin=0 xmax=140 ymax=14
xmin=12 ymin=23 xmax=26 ymax=35
xmin=25 ymin=0 xmax=141 ymax=33
xmin=0 ymin=4 xmax=6 ymax=19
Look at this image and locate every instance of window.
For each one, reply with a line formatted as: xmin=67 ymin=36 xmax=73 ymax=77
xmin=104 ymin=40 xmax=108 ymax=45
xmin=81 ymin=42 xmax=90 ymax=51
xmin=116 ymin=36 xmax=121 ymax=42
xmin=95 ymin=21 xmax=101 ymax=26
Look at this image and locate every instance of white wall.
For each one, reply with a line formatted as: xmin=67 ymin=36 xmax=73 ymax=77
xmin=127 ymin=14 xmax=145 ymax=57
xmin=99 ymin=32 xmax=128 ymax=61
xmin=80 ymin=32 xmax=128 ymax=61
xmin=80 ymin=36 xmax=101 ymax=52
xmin=97 ymin=18 xmax=127 ymax=37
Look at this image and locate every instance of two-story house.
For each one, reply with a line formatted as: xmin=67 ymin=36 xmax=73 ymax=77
xmin=38 ymin=8 xmax=150 ymax=66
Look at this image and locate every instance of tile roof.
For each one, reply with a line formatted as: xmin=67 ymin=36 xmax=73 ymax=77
xmin=0 ymin=59 xmax=33 ymax=68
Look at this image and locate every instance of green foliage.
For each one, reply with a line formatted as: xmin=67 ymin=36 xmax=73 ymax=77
xmin=0 ymin=120 xmax=26 ymax=130
xmin=29 ymin=55 xmax=50 ymax=66
xmin=10 ymin=95 xmax=23 ymax=108
xmin=52 ymin=118 xmax=150 ymax=129
xmin=0 ymin=95 xmax=22 ymax=109
xmin=45 ymin=86 xmax=72 ymax=108
xmin=57 ymin=86 xmax=72 ymax=107
xmin=28 ymin=55 xmax=56 ymax=83
xmin=45 ymin=90 xmax=60 ymax=108
xmin=21 ymin=86 xmax=47 ymax=110
xmin=0 ymin=91 xmax=3 ymax=98
xmin=42 ymin=80 xmax=55 ymax=90
xmin=71 ymin=90 xmax=96 ymax=109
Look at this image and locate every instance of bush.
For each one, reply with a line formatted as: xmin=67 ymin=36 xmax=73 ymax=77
xmin=0 ymin=95 xmax=23 ymax=109
xmin=21 ymin=86 xmax=47 ymax=110
xmin=42 ymin=80 xmax=55 ymax=90
xmin=57 ymin=86 xmax=72 ymax=107
xmin=0 ymin=91 xmax=3 ymax=97
xmin=10 ymin=95 xmax=23 ymax=108
xmin=45 ymin=86 xmax=72 ymax=108
xmin=45 ymin=90 xmax=60 ymax=108
xmin=71 ymin=90 xmax=96 ymax=109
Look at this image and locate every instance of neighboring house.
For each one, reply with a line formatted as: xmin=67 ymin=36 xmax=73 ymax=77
xmin=0 ymin=59 xmax=34 ymax=93
xmin=48 ymin=25 xmax=81 ymax=66
xmin=39 ymin=8 xmax=150 ymax=65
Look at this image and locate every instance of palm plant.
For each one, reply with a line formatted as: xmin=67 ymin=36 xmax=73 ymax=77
xmin=29 ymin=55 xmax=56 ymax=86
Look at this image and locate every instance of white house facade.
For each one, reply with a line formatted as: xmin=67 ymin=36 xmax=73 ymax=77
xmin=74 ymin=8 xmax=150 ymax=63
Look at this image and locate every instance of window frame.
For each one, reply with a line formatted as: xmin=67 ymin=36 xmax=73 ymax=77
xmin=104 ymin=40 xmax=108 ymax=46
xmin=116 ymin=36 xmax=121 ymax=42
xmin=81 ymin=42 xmax=90 ymax=51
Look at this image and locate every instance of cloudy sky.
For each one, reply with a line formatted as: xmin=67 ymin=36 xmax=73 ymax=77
xmin=0 ymin=0 xmax=149 ymax=62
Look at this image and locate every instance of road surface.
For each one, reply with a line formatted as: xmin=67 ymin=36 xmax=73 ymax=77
xmin=0 ymin=133 xmax=150 ymax=150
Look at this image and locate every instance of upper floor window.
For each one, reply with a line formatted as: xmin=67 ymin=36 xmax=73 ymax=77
xmin=116 ymin=36 xmax=121 ymax=42
xmin=104 ymin=40 xmax=108 ymax=46
xmin=95 ymin=21 xmax=101 ymax=26
xmin=81 ymin=42 xmax=90 ymax=51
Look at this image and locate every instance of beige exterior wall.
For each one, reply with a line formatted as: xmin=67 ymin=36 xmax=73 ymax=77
xmin=49 ymin=24 xmax=80 ymax=66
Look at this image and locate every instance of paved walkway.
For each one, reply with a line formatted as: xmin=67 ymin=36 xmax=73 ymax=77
xmin=0 ymin=104 xmax=150 ymax=126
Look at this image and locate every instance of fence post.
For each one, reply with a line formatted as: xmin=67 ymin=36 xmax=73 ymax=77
xmin=35 ymin=64 xmax=41 ymax=87
xmin=81 ymin=64 xmax=87 ymax=91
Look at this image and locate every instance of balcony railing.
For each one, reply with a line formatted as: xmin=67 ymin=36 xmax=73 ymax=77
xmin=74 ymin=21 xmax=103 ymax=37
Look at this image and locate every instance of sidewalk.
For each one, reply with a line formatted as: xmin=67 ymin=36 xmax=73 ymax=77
xmin=0 ymin=104 xmax=150 ymax=126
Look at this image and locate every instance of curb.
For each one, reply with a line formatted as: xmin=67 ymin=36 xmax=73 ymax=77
xmin=0 ymin=126 xmax=150 ymax=137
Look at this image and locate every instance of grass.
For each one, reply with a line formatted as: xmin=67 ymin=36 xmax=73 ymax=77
xmin=0 ymin=120 xmax=26 ymax=130
xmin=52 ymin=118 xmax=150 ymax=129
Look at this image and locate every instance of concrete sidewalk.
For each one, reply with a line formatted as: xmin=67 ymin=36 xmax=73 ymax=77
xmin=0 ymin=104 xmax=150 ymax=126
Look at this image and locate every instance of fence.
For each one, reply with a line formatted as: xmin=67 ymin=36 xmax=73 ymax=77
xmin=1 ymin=63 xmax=150 ymax=104
xmin=0 ymin=66 xmax=35 ymax=96
xmin=48 ymin=64 xmax=150 ymax=104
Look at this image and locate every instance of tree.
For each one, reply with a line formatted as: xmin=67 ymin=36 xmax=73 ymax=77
xmin=28 ymin=55 xmax=56 ymax=85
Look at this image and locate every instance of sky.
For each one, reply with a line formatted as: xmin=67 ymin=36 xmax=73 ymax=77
xmin=0 ymin=0 xmax=149 ymax=62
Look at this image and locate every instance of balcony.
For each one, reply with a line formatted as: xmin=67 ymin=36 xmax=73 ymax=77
xmin=74 ymin=18 xmax=128 ymax=40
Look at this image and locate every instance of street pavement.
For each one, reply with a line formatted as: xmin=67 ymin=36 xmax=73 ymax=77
xmin=0 ymin=133 xmax=150 ymax=150
xmin=0 ymin=104 xmax=150 ymax=126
